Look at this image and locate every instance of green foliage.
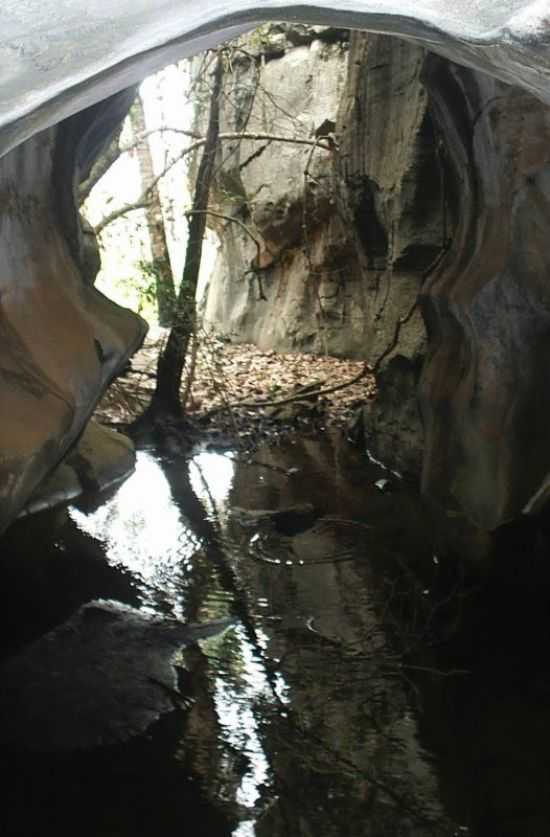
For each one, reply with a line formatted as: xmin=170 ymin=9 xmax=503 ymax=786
xmin=136 ymin=258 xmax=178 ymax=326
xmin=245 ymin=23 xmax=279 ymax=53
xmin=136 ymin=259 xmax=160 ymax=306
xmin=97 ymin=260 xmax=160 ymax=324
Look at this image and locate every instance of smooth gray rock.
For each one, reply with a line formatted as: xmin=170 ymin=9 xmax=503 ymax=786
xmin=0 ymin=2 xmax=549 ymax=162
xmin=0 ymin=600 xmax=232 ymax=751
xmin=18 ymin=421 xmax=136 ymax=518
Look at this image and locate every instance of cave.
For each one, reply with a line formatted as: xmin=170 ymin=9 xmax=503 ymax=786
xmin=2 ymin=1 xmax=550 ymax=535
xmin=2 ymin=4 xmax=550 ymax=834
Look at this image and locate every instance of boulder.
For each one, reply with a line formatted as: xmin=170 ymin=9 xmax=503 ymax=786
xmin=0 ymin=599 xmax=232 ymax=751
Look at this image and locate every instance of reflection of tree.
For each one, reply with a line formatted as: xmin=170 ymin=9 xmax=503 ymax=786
xmin=158 ymin=454 xmax=271 ymax=821
xmin=240 ymin=562 xmax=453 ymax=836
xmin=159 ymin=445 xmax=456 ymax=835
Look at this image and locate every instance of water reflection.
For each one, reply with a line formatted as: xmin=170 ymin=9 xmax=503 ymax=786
xmin=66 ymin=436 xmax=456 ymax=834
xmin=190 ymin=450 xmax=235 ymax=516
xmin=70 ymin=450 xmax=236 ymax=618
xmin=3 ymin=432 xmax=550 ymax=835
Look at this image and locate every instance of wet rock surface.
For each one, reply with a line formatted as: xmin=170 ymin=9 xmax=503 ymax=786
xmin=418 ymin=57 xmax=550 ymax=528
xmin=339 ymin=34 xmax=550 ymax=528
xmin=18 ymin=421 xmax=136 ymax=517
xmin=0 ymin=599 xmax=231 ymax=751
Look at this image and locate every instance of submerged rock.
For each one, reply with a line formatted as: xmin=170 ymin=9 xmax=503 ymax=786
xmin=0 ymin=600 xmax=232 ymax=751
xmin=18 ymin=421 xmax=136 ymax=518
xmin=231 ymin=502 xmax=320 ymax=536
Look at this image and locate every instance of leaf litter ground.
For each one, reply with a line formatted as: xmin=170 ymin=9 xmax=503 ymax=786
xmin=96 ymin=331 xmax=376 ymax=447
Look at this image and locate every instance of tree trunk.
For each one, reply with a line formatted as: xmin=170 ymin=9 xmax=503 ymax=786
xmin=150 ymin=55 xmax=223 ymax=416
xmin=129 ymin=93 xmax=176 ymax=326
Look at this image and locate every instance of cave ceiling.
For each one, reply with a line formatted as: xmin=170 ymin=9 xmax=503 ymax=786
xmin=1 ymin=1 xmax=549 ymax=159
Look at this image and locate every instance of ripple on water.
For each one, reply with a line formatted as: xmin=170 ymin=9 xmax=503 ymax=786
xmin=4 ymin=431 xmax=549 ymax=835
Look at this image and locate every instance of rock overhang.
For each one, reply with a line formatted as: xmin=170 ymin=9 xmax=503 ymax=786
xmin=1 ymin=1 xmax=549 ymax=161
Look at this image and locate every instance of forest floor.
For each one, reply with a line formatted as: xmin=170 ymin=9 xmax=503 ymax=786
xmin=95 ymin=330 xmax=376 ymax=447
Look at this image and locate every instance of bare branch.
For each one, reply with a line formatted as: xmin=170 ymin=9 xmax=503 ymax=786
xmin=94 ymin=199 xmax=153 ymax=236
xmin=119 ymin=126 xmax=203 ymax=153
xmin=187 ymin=208 xmax=262 ymax=258
xmin=93 ymin=132 xmax=333 ymax=235
xmin=121 ymin=128 xmax=333 ymax=160
xmin=187 ymin=207 xmax=269 ymax=299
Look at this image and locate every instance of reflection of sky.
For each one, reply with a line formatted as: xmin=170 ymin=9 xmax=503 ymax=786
xmin=213 ymin=626 xmax=272 ymax=821
xmin=232 ymin=823 xmax=255 ymax=837
xmin=209 ymin=624 xmax=293 ymax=837
xmin=70 ymin=450 xmax=235 ymax=616
xmin=189 ymin=451 xmax=235 ymax=518
xmin=71 ymin=447 xmax=276 ymax=833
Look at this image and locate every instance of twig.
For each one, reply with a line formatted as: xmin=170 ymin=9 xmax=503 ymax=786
xmin=397 ymin=664 xmax=470 ymax=677
xmin=192 ymin=324 xmax=244 ymax=444
xmin=94 ymin=198 xmax=154 ymax=234
xmin=187 ymin=207 xmax=268 ymax=300
xmin=370 ymin=301 xmax=418 ymax=374
xmin=93 ymin=132 xmax=332 ymax=235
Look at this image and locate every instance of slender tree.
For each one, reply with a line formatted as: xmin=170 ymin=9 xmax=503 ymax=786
xmin=129 ymin=93 xmax=176 ymax=326
xmin=147 ymin=53 xmax=223 ymax=418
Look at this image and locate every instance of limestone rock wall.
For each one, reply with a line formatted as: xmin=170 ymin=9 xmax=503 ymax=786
xmin=200 ymin=29 xmax=550 ymax=530
xmin=199 ymin=31 xmax=443 ymax=475
xmin=200 ymin=28 xmax=442 ymax=368
xmin=418 ymin=57 xmax=550 ymax=529
xmin=349 ymin=39 xmax=550 ymax=530
xmin=0 ymin=92 xmax=146 ymax=533
xmin=336 ymin=33 xmax=445 ymax=478
xmin=199 ymin=26 xmax=358 ymax=355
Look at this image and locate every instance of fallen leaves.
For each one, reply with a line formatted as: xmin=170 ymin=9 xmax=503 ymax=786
xmin=95 ymin=330 xmax=376 ymax=440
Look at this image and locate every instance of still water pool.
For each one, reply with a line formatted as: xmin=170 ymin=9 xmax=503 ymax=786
xmin=1 ymin=432 xmax=550 ymax=836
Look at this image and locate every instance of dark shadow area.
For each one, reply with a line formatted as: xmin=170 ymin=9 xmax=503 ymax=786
xmin=1 ymin=432 xmax=550 ymax=835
